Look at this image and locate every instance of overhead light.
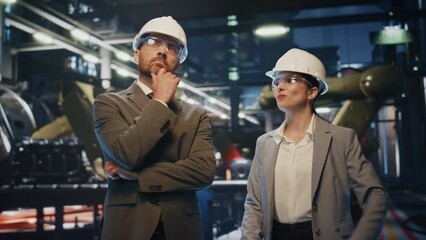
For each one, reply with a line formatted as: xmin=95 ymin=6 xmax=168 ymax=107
xmin=116 ymin=68 xmax=130 ymax=77
xmin=115 ymin=51 xmax=132 ymax=61
xmin=82 ymin=54 xmax=99 ymax=63
xmin=227 ymin=15 xmax=238 ymax=26
xmin=254 ymin=24 xmax=290 ymax=38
xmin=1 ymin=0 xmax=16 ymax=4
xmin=208 ymin=97 xmax=217 ymax=104
xmin=370 ymin=24 xmax=414 ymax=45
xmin=70 ymin=28 xmax=90 ymax=41
xmin=220 ymin=114 xmax=228 ymax=119
xmin=315 ymin=107 xmax=332 ymax=114
xmin=33 ymin=32 xmax=53 ymax=44
xmin=110 ymin=64 xmax=138 ymax=79
xmin=228 ymin=67 xmax=239 ymax=81
xmin=228 ymin=71 xmax=239 ymax=81
xmin=186 ymin=98 xmax=200 ymax=105
xmin=203 ymin=105 xmax=229 ymax=119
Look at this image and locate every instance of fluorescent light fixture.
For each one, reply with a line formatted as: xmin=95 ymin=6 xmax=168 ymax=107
xmin=254 ymin=24 xmax=290 ymax=37
xmin=70 ymin=28 xmax=90 ymax=41
xmin=1 ymin=0 xmax=16 ymax=4
xmin=110 ymin=64 xmax=138 ymax=79
xmin=180 ymin=81 xmax=231 ymax=110
xmin=83 ymin=54 xmax=99 ymax=63
xmin=186 ymin=98 xmax=200 ymax=105
xmin=315 ymin=107 xmax=332 ymax=113
xmin=116 ymin=68 xmax=130 ymax=77
xmin=208 ymin=97 xmax=217 ymax=104
xmin=370 ymin=25 xmax=414 ymax=45
xmin=203 ymin=105 xmax=228 ymax=119
xmin=180 ymin=94 xmax=188 ymax=101
xmin=227 ymin=15 xmax=238 ymax=26
xmin=33 ymin=32 xmax=54 ymax=44
xmin=228 ymin=70 xmax=239 ymax=81
xmin=5 ymin=18 xmax=35 ymax=34
xmin=115 ymin=51 xmax=132 ymax=61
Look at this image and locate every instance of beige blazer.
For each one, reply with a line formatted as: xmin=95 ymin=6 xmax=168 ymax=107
xmin=93 ymin=81 xmax=216 ymax=240
xmin=241 ymin=115 xmax=388 ymax=240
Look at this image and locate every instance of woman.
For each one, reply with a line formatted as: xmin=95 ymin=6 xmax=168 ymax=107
xmin=241 ymin=48 xmax=388 ymax=240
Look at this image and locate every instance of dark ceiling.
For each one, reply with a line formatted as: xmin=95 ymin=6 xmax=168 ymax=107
xmin=94 ymin=0 xmax=380 ymax=24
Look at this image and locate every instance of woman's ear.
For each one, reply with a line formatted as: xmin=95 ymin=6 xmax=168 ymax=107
xmin=308 ymin=87 xmax=319 ymax=100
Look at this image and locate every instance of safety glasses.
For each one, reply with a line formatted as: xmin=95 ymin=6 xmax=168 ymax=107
xmin=141 ymin=36 xmax=182 ymax=56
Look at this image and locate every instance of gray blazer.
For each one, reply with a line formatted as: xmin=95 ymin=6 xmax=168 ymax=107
xmin=241 ymin=115 xmax=388 ymax=240
xmin=93 ymin=81 xmax=216 ymax=240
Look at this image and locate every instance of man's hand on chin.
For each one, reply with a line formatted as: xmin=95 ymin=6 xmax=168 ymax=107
xmin=151 ymin=68 xmax=180 ymax=104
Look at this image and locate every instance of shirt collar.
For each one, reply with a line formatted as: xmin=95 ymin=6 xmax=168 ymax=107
xmin=272 ymin=115 xmax=315 ymax=145
xmin=135 ymin=80 xmax=153 ymax=96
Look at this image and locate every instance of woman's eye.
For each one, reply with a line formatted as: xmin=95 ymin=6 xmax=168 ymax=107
xmin=289 ymin=79 xmax=297 ymax=84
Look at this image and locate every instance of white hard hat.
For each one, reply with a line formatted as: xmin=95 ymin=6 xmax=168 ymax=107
xmin=266 ymin=48 xmax=328 ymax=95
xmin=132 ymin=16 xmax=188 ymax=63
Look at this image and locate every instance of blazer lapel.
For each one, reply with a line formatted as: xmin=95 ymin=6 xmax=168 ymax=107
xmin=126 ymin=81 xmax=150 ymax=111
xmin=263 ymin=133 xmax=280 ymax=219
xmin=312 ymin=116 xmax=332 ymax=202
xmin=167 ymin=97 xmax=182 ymax=134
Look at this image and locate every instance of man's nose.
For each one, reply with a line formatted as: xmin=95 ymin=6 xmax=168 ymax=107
xmin=157 ymin=46 xmax=167 ymax=56
xmin=157 ymin=42 xmax=168 ymax=52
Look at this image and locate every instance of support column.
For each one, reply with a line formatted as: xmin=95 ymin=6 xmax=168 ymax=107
xmin=100 ymin=47 xmax=112 ymax=89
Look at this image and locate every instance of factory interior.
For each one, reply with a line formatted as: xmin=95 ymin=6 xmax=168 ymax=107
xmin=0 ymin=0 xmax=425 ymax=239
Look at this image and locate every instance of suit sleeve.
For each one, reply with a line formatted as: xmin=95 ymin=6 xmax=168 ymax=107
xmin=241 ymin=137 xmax=264 ymax=239
xmin=93 ymin=93 xmax=177 ymax=170
xmin=345 ymin=129 xmax=389 ymax=240
xmin=136 ymin=110 xmax=216 ymax=192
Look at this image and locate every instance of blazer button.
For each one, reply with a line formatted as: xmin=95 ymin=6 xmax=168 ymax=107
xmin=312 ymin=203 xmax=318 ymax=212
xmin=315 ymin=228 xmax=321 ymax=236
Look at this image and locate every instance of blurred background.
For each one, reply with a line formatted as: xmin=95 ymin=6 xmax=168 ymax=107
xmin=0 ymin=0 xmax=425 ymax=239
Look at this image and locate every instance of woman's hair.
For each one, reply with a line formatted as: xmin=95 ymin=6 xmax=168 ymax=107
xmin=299 ymin=73 xmax=323 ymax=116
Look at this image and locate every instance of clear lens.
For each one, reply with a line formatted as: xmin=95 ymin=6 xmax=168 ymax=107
xmin=271 ymin=74 xmax=313 ymax=89
xmin=142 ymin=36 xmax=181 ymax=56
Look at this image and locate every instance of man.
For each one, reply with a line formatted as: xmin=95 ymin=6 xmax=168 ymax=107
xmin=93 ymin=16 xmax=216 ymax=240
xmin=241 ymin=48 xmax=388 ymax=239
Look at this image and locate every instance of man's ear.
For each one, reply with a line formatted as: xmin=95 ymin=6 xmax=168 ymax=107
xmin=133 ymin=50 xmax=140 ymax=64
xmin=174 ymin=63 xmax=181 ymax=73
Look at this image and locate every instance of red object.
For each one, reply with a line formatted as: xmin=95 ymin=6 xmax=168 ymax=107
xmin=224 ymin=145 xmax=242 ymax=168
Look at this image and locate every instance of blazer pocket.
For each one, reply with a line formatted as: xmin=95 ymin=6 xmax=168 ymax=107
xmin=337 ymin=221 xmax=355 ymax=239
xmin=105 ymin=180 xmax=138 ymax=207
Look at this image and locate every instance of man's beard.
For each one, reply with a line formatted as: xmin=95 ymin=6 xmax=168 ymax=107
xmin=138 ymin=63 xmax=164 ymax=77
xmin=139 ymin=61 xmax=178 ymax=77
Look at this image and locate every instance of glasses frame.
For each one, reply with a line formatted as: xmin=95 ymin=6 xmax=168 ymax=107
xmin=140 ymin=35 xmax=182 ymax=56
xmin=271 ymin=74 xmax=314 ymax=89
